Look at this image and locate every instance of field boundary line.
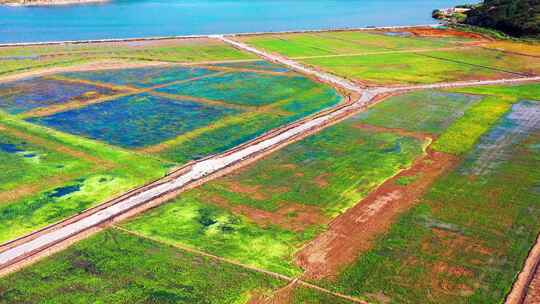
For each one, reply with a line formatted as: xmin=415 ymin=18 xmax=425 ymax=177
xmin=112 ymin=225 xmax=367 ymax=304
xmin=148 ymin=91 xmax=262 ymax=112
xmin=305 ymin=32 xmax=534 ymax=78
xmin=19 ymin=71 xmax=229 ymax=118
xmin=194 ymin=64 xmax=297 ymax=77
xmin=45 ymin=74 xmax=138 ymax=92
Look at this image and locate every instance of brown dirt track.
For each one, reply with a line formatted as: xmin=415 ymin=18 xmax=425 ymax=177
xmin=525 ymin=267 xmax=540 ymax=304
xmin=295 ymin=148 xmax=459 ymax=280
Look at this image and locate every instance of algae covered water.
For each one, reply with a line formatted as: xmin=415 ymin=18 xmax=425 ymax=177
xmin=0 ymin=0 xmax=464 ymax=43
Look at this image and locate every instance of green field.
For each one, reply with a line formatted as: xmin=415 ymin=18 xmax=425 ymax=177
xmin=433 ymin=83 xmax=540 ymax=154
xmin=301 ymin=52 xmax=511 ymax=85
xmin=308 ymin=85 xmax=540 ymax=303
xmin=0 ymin=50 xmax=342 ymax=244
xmin=0 ymin=229 xmax=286 ymax=303
xmin=122 ymin=111 xmax=427 ymax=276
xmin=323 ymin=111 xmax=540 ymax=304
xmin=240 ymin=31 xmax=465 ymax=57
xmin=355 ymin=90 xmax=482 ymax=134
xmin=240 ymin=30 xmax=540 ymax=85
xmin=0 ymin=38 xmax=256 ymax=77
xmin=0 ymin=114 xmax=168 ymax=243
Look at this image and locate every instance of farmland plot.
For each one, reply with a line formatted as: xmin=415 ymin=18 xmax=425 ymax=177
xmin=311 ymin=89 xmax=540 ymax=304
xmin=0 ymin=38 xmax=256 ymax=77
xmin=27 ymin=93 xmax=241 ymax=148
xmin=240 ymin=29 xmax=539 ymax=85
xmin=23 ymin=63 xmax=342 ymax=163
xmin=0 ymin=229 xmax=286 ymax=304
xmin=0 ymin=115 xmax=167 ymax=243
xmin=0 ymin=77 xmax=122 ymax=114
xmin=0 ymin=55 xmax=341 ymax=244
xmin=122 ymin=112 xmax=428 ymax=276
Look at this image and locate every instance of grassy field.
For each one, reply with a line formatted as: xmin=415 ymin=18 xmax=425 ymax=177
xmin=0 ymin=38 xmax=256 ymax=77
xmin=0 ymin=43 xmax=343 ymax=245
xmin=422 ymin=47 xmax=540 ymax=76
xmin=240 ymin=30 xmax=540 ymax=85
xmin=122 ymin=112 xmax=427 ymax=276
xmin=0 ymin=114 xmax=168 ymax=243
xmin=320 ymin=102 xmax=540 ymax=303
xmin=239 ymin=30 xmax=466 ymax=57
xmin=355 ymin=90 xmax=482 ymax=134
xmin=480 ymin=40 xmax=540 ymax=57
xmin=433 ymin=83 xmax=540 ymax=154
xmin=301 ymin=52 xmax=512 ymax=85
xmin=0 ymin=229 xmax=286 ymax=303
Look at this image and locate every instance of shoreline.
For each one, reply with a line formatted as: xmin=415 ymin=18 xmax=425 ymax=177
xmin=2 ymin=0 xmax=107 ymax=6
xmin=0 ymin=23 xmax=441 ymax=47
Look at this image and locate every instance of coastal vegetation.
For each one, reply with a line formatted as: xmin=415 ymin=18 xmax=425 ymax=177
xmin=464 ymin=0 xmax=540 ymax=37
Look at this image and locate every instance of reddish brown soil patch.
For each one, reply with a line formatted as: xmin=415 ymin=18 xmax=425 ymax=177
xmin=403 ymin=27 xmax=488 ymax=41
xmin=249 ymin=281 xmax=298 ymax=304
xmin=223 ymin=180 xmax=268 ymax=200
xmin=413 ymin=228 xmax=491 ymax=297
xmin=295 ymin=149 xmax=459 ymax=280
xmin=204 ymin=193 xmax=329 ymax=232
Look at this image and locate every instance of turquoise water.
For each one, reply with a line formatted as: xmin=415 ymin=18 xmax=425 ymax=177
xmin=0 ymin=0 xmax=463 ymax=43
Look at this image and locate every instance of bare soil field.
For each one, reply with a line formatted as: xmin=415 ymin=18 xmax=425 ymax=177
xmin=295 ymin=147 xmax=458 ymax=280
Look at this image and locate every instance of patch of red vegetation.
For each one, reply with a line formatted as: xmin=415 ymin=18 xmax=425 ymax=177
xmin=404 ymin=27 xmax=488 ymax=41
xmin=295 ymin=149 xmax=459 ymax=280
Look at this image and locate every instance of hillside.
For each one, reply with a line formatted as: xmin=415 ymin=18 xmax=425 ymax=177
xmin=464 ymin=0 xmax=540 ymax=37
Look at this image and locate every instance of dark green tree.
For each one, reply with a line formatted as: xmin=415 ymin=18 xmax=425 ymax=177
xmin=464 ymin=0 xmax=540 ymax=37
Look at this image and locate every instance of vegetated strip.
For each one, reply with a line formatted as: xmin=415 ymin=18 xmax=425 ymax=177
xmin=113 ymin=225 xmax=365 ymax=304
xmin=45 ymin=74 xmax=138 ymax=92
xmin=194 ymin=64 xmax=297 ymax=77
xmin=148 ymin=91 xmax=275 ymax=113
